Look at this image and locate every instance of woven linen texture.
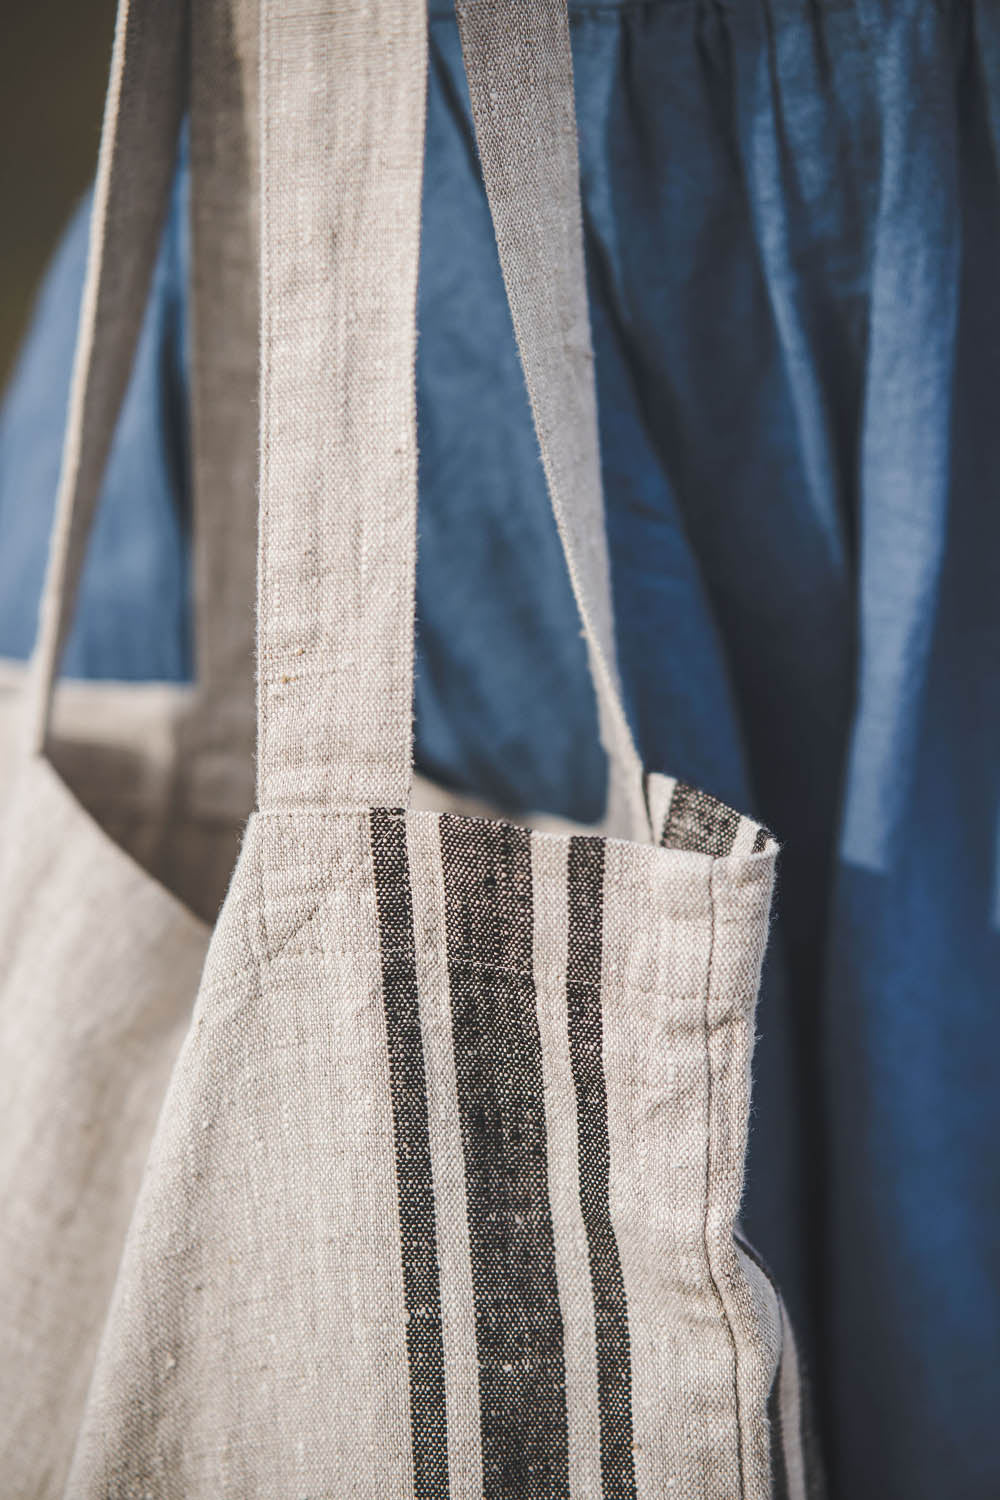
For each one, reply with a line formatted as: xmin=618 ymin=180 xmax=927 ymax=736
xmin=0 ymin=0 xmax=259 ymax=1493
xmin=0 ymin=0 xmax=816 ymax=1493
xmin=68 ymin=805 xmax=793 ymax=1498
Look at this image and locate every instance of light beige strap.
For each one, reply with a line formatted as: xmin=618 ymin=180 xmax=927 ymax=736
xmin=455 ymin=0 xmax=650 ymax=842
xmin=182 ymin=0 xmax=260 ymax=816
xmin=28 ymin=0 xmax=260 ymax=825
xmin=256 ymin=0 xmax=428 ymax=810
xmin=28 ymin=0 xmax=187 ymax=752
xmin=256 ymin=0 xmax=649 ymax=836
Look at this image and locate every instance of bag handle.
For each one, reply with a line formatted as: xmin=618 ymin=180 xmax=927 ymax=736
xmin=454 ymin=0 xmax=649 ymax=841
xmin=256 ymin=0 xmax=651 ymax=840
xmin=28 ymin=0 xmax=186 ymax=751
xmin=28 ymin=0 xmax=259 ymax=821
xmin=255 ymin=0 xmax=428 ymax=813
xmin=180 ymin=0 xmax=259 ymax=816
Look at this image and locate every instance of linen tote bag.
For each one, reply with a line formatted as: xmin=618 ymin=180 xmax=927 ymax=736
xmin=0 ymin=1 xmax=259 ymax=1494
xmin=65 ymin=0 xmax=818 ymax=1496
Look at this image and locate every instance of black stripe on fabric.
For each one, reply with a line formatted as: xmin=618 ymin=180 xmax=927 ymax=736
xmin=440 ymin=814 xmax=570 ymax=1499
xmin=566 ymin=836 xmax=638 ymax=1499
xmin=369 ymin=808 xmax=449 ymax=1498
xmin=661 ymin=781 xmax=741 ymax=856
xmin=752 ymin=824 xmax=772 ymax=853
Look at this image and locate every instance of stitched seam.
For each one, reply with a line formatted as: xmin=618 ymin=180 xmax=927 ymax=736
xmin=252 ymin=948 xmax=754 ymax=1008
xmin=255 ymin=825 xmax=270 ymax=1006
xmin=265 ymin=900 xmax=324 ymax=963
xmin=702 ymin=858 xmax=746 ymax=1499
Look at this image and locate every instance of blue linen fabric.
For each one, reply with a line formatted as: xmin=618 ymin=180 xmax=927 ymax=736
xmin=0 ymin=143 xmax=191 ymax=681
xmin=2 ymin=1 xmax=999 ymax=1495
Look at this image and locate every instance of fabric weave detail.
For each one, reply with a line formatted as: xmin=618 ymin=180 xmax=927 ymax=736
xmin=662 ymin=780 xmax=741 ymax=856
xmin=440 ymin=814 xmax=570 ymax=1497
xmin=370 ymin=807 xmax=450 ymax=1495
xmin=566 ymin=835 xmax=638 ymax=1498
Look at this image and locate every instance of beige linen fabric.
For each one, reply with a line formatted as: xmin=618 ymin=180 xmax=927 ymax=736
xmin=0 ymin=752 xmax=208 ymax=1500
xmin=0 ymin=1 xmax=259 ymax=1495
xmin=2 ymin=0 xmax=817 ymax=1495
xmin=182 ymin=0 xmax=260 ymax=816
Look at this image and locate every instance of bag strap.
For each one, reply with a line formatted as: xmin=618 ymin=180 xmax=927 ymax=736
xmin=28 ymin=0 xmax=186 ymax=750
xmin=255 ymin=0 xmax=428 ymax=812
xmin=256 ymin=0 xmax=651 ymax=839
xmin=454 ymin=0 xmax=649 ymax=841
xmin=29 ymin=0 xmax=259 ymax=821
xmin=181 ymin=0 xmax=259 ymax=815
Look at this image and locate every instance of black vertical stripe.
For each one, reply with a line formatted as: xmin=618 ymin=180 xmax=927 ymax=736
xmin=369 ymin=808 xmax=449 ymax=1497
xmin=661 ymin=781 xmax=741 ymax=856
xmin=567 ymin=836 xmax=638 ymax=1499
xmin=752 ymin=825 xmax=771 ymax=853
xmin=440 ymin=815 xmax=570 ymax=1499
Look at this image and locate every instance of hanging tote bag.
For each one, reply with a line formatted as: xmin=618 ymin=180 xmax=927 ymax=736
xmin=0 ymin=1 xmax=259 ymax=1495
xmin=6 ymin=0 xmax=818 ymax=1494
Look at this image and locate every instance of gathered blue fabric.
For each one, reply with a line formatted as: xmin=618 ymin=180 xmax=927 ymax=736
xmin=2 ymin=1 xmax=999 ymax=1494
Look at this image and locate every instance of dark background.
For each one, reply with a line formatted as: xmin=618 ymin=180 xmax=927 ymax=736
xmin=0 ymin=0 xmax=117 ymax=387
